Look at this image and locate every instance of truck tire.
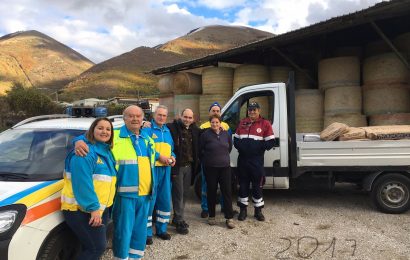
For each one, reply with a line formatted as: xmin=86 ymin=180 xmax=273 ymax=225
xmin=371 ymin=173 xmax=410 ymax=214
xmin=37 ymin=228 xmax=80 ymax=260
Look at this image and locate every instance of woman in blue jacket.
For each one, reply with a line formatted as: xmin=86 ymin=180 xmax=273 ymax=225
xmin=61 ymin=118 xmax=117 ymax=260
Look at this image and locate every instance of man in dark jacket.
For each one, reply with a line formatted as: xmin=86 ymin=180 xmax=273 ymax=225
xmin=167 ymin=108 xmax=200 ymax=234
xmin=233 ymin=102 xmax=275 ymax=222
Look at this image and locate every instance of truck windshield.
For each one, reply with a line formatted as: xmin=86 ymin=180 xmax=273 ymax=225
xmin=0 ymin=129 xmax=84 ymax=181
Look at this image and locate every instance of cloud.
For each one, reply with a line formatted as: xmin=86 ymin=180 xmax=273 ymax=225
xmin=0 ymin=0 xmax=384 ymax=63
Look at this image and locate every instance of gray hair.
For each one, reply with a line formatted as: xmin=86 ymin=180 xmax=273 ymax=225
xmin=123 ymin=105 xmax=143 ymax=118
xmin=155 ymin=105 xmax=168 ymax=114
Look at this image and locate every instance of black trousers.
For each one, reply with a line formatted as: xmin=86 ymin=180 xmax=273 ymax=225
xmin=63 ymin=209 xmax=109 ymax=260
xmin=237 ymin=155 xmax=265 ymax=209
xmin=204 ymin=166 xmax=233 ymax=219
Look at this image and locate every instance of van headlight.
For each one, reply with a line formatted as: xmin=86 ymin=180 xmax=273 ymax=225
xmin=0 ymin=204 xmax=26 ymax=241
xmin=0 ymin=210 xmax=18 ymax=233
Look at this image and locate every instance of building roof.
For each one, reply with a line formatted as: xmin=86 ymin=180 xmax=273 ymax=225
xmin=151 ymin=0 xmax=410 ymax=75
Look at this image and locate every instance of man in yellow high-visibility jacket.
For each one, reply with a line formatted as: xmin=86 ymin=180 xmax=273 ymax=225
xmin=75 ymin=105 xmax=164 ymax=259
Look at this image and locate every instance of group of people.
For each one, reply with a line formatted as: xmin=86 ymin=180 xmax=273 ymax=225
xmin=61 ymin=100 xmax=274 ymax=260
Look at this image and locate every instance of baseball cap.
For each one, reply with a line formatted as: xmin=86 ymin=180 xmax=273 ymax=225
xmin=209 ymin=101 xmax=221 ymax=111
xmin=247 ymin=102 xmax=260 ymax=109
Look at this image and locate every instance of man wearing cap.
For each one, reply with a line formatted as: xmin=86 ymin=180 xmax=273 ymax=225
xmin=233 ymin=101 xmax=275 ymax=221
xmin=199 ymin=102 xmax=231 ymax=218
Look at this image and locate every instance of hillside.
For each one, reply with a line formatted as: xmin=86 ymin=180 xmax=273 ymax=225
xmin=62 ymin=47 xmax=187 ymax=100
xmin=0 ymin=30 xmax=94 ymax=94
xmin=158 ymin=25 xmax=273 ymax=57
xmin=62 ymin=25 xmax=273 ymax=100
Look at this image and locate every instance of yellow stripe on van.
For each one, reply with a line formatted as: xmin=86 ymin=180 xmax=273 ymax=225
xmin=16 ymin=180 xmax=64 ymax=208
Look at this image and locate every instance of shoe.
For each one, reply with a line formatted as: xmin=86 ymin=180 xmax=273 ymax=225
xmin=238 ymin=207 xmax=247 ymax=221
xmin=254 ymin=207 xmax=265 ymax=221
xmin=201 ymin=210 xmax=209 ymax=218
xmin=181 ymin=220 xmax=190 ymax=228
xmin=156 ymin=232 xmax=171 ymax=240
xmin=208 ymin=217 xmax=216 ymax=225
xmin=226 ymin=219 xmax=235 ymax=229
xmin=176 ymin=222 xmax=189 ymax=235
xmin=146 ymin=236 xmax=153 ymax=245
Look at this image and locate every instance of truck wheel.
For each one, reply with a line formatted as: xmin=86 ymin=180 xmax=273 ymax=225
xmin=371 ymin=173 xmax=410 ymax=214
xmin=38 ymin=228 xmax=80 ymax=260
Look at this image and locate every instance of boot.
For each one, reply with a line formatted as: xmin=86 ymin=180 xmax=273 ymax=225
xmin=238 ymin=207 xmax=247 ymax=221
xmin=254 ymin=207 xmax=265 ymax=221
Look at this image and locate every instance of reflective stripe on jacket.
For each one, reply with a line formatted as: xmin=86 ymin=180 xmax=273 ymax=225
xmin=61 ymin=140 xmax=117 ymax=212
xmin=111 ymin=125 xmax=156 ymax=197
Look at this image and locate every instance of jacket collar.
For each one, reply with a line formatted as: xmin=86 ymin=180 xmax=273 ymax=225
xmin=151 ymin=119 xmax=170 ymax=132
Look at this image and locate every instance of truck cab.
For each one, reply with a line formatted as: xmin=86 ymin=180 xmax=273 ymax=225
xmin=219 ymin=80 xmax=410 ymax=214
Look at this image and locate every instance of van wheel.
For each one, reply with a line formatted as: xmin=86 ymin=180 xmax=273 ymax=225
xmin=38 ymin=228 xmax=80 ymax=260
xmin=371 ymin=173 xmax=410 ymax=214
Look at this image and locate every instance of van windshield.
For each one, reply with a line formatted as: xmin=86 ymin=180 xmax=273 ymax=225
xmin=0 ymin=129 xmax=84 ymax=181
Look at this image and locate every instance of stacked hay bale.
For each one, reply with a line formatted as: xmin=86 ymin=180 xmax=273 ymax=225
xmin=295 ymin=89 xmax=324 ymax=132
xmin=158 ymin=74 xmax=175 ymax=121
xmin=319 ymin=56 xmax=366 ymax=128
xmin=200 ymin=67 xmax=234 ymax=122
xmin=363 ymin=51 xmax=410 ymax=126
xmin=158 ymin=72 xmax=202 ymax=122
xmin=233 ymin=64 xmax=271 ymax=119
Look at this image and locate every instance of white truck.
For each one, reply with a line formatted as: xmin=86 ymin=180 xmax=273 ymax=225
xmin=216 ymin=75 xmax=410 ymax=214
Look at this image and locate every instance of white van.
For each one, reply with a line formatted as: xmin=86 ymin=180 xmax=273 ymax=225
xmin=0 ymin=115 xmax=123 ymax=260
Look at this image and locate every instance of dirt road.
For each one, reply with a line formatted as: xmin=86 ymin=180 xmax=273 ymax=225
xmin=103 ymin=184 xmax=410 ymax=260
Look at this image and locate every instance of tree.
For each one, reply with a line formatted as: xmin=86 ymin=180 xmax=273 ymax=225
xmin=5 ymin=82 xmax=61 ymax=117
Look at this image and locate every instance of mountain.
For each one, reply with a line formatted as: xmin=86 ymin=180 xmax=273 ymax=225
xmin=62 ymin=25 xmax=273 ymax=100
xmin=0 ymin=30 xmax=94 ymax=94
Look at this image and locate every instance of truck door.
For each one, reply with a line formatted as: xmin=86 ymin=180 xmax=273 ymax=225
xmin=221 ymin=86 xmax=284 ymax=189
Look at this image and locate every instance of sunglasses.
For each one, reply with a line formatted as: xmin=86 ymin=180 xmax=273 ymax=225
xmin=247 ymin=108 xmax=258 ymax=111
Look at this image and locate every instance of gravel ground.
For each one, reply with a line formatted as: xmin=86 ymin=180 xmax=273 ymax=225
xmin=102 ymin=184 xmax=410 ymax=260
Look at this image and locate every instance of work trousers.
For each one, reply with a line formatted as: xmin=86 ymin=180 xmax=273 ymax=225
xmin=112 ymin=195 xmax=150 ymax=259
xmin=171 ymin=165 xmax=191 ymax=223
xmin=203 ymin=166 xmax=233 ymax=219
xmin=201 ymin=166 xmax=224 ymax=212
xmin=147 ymin=166 xmax=171 ymax=237
xmin=237 ymin=155 xmax=265 ymax=209
xmin=63 ymin=209 xmax=109 ymax=260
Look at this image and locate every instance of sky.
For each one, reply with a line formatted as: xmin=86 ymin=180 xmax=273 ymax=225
xmin=0 ymin=0 xmax=385 ymax=63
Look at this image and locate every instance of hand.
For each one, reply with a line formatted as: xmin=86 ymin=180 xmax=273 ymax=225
xmin=142 ymin=121 xmax=151 ymax=128
xmin=89 ymin=210 xmax=103 ymax=227
xmin=75 ymin=140 xmax=89 ymax=157
xmin=158 ymin=155 xmax=169 ymax=165
xmin=170 ymin=156 xmax=176 ymax=167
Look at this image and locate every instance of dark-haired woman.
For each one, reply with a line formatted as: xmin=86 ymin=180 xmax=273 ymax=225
xmin=199 ymin=114 xmax=235 ymax=229
xmin=61 ymin=118 xmax=117 ymax=260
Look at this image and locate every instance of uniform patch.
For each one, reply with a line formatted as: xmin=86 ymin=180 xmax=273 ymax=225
xmin=256 ymin=128 xmax=262 ymax=133
xmin=152 ymin=133 xmax=158 ymax=139
xmin=97 ymin=157 xmax=104 ymax=164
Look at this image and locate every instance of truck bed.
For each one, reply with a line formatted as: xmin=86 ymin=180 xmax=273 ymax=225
xmin=297 ymin=139 xmax=410 ymax=167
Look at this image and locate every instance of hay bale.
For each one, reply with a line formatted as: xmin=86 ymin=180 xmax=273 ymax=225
xmin=320 ymin=122 xmax=349 ymax=141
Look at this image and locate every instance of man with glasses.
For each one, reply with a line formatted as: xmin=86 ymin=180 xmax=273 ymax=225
xmin=233 ymin=101 xmax=275 ymax=222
